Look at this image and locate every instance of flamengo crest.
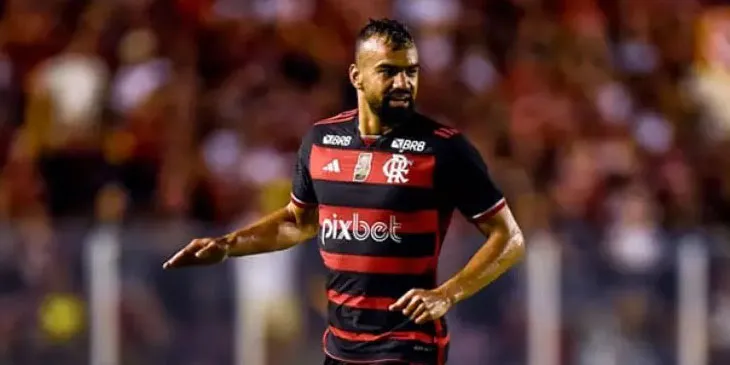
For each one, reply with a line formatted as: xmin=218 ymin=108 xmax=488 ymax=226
xmin=383 ymin=154 xmax=413 ymax=184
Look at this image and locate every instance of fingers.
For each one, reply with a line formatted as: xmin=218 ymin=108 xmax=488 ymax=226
xmin=390 ymin=289 xmax=433 ymax=324
xmin=402 ymin=295 xmax=422 ymax=316
xmin=409 ymin=302 xmax=428 ymax=321
xmin=162 ymin=238 xmax=213 ymax=269
xmin=163 ymin=244 xmax=200 ymax=269
xmin=195 ymin=240 xmax=226 ymax=259
xmin=389 ymin=289 xmax=417 ymax=311
xmin=194 ymin=240 xmax=215 ymax=258
xmin=403 ymin=298 xmax=434 ymax=324
xmin=414 ymin=310 xmax=432 ymax=324
xmin=388 ymin=288 xmax=452 ymax=325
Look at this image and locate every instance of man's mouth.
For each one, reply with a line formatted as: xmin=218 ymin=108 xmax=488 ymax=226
xmin=389 ymin=94 xmax=411 ymax=101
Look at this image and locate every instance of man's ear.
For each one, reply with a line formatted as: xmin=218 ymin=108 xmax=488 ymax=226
xmin=349 ymin=64 xmax=363 ymax=90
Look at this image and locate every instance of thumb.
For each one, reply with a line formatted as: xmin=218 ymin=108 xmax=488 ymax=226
xmin=195 ymin=240 xmax=224 ymax=259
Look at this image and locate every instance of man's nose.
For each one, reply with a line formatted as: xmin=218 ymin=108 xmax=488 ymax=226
xmin=393 ymin=72 xmax=408 ymax=89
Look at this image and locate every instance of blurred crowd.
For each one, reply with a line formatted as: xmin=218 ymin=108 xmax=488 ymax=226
xmin=2 ymin=0 xmax=730 ymax=364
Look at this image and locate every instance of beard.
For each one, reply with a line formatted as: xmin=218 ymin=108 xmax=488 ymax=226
xmin=368 ymin=92 xmax=416 ymax=128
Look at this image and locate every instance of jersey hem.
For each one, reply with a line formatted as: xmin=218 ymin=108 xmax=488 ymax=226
xmin=322 ymin=327 xmax=448 ymax=365
xmin=324 ymin=349 xmax=418 ymax=364
xmin=323 ymin=328 xmax=417 ymax=364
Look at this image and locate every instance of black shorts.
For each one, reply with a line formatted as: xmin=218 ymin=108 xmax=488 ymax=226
xmin=323 ymin=356 xmax=426 ymax=365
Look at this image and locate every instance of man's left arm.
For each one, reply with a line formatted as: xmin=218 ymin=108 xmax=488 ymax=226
xmin=436 ymin=206 xmax=525 ymax=305
xmin=389 ymin=133 xmax=525 ymax=324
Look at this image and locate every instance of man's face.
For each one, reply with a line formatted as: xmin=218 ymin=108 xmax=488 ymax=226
xmin=352 ymin=37 xmax=420 ymax=127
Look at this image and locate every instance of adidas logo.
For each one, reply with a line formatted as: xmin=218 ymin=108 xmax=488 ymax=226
xmin=323 ymin=159 xmax=341 ymax=173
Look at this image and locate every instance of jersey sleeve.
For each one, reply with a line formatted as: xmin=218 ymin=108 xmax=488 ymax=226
xmin=444 ymin=134 xmax=505 ymax=222
xmin=290 ymin=131 xmax=318 ymax=208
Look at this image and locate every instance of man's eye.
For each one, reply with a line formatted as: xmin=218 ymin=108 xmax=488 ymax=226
xmin=379 ymin=68 xmax=397 ymax=76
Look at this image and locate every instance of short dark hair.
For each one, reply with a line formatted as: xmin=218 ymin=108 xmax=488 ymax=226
xmin=355 ymin=18 xmax=415 ymax=55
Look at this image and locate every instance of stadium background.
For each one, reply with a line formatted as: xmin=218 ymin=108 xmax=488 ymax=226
xmin=1 ymin=0 xmax=730 ymax=364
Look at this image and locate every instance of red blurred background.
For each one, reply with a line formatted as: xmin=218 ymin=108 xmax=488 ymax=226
xmin=1 ymin=0 xmax=730 ymax=364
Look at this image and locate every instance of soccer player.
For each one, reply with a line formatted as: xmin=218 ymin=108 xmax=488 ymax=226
xmin=163 ymin=19 xmax=525 ymax=365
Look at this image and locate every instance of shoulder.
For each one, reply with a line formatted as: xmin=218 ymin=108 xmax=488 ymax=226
xmin=409 ymin=115 xmax=486 ymax=165
xmin=405 ymin=113 xmax=460 ymax=141
xmin=313 ymin=109 xmax=357 ymax=126
xmin=300 ymin=109 xmax=357 ymax=146
xmin=387 ymin=113 xmax=471 ymax=156
xmin=296 ymin=109 xmax=357 ymax=150
xmin=409 ymin=113 xmax=470 ymax=151
xmin=426 ymin=117 xmax=461 ymax=141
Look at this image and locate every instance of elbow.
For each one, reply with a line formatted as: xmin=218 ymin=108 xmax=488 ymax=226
xmin=508 ymin=231 xmax=526 ymax=263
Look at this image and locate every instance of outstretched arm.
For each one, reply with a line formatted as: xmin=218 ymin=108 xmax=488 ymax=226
xmin=224 ymin=203 xmax=319 ymax=256
xmin=162 ymin=203 xmax=318 ymax=269
xmin=165 ymin=127 xmax=320 ymax=269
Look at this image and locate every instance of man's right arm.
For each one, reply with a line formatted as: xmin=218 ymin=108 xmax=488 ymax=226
xmin=226 ymin=127 xmax=321 ymax=255
xmin=223 ymin=202 xmax=319 ymax=256
xmin=162 ymin=203 xmax=318 ymax=269
xmin=163 ymin=129 xmax=320 ymax=269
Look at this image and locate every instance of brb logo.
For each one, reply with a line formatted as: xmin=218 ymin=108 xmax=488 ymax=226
xmin=383 ymin=154 xmax=413 ymax=184
xmin=391 ymin=138 xmax=426 ymax=152
xmin=323 ymin=135 xmax=352 ymax=147
xmin=320 ymin=213 xmax=402 ymax=243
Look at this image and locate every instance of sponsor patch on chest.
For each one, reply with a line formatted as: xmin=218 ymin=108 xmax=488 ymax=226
xmin=391 ymin=138 xmax=426 ymax=152
xmin=323 ymin=135 xmax=352 ymax=146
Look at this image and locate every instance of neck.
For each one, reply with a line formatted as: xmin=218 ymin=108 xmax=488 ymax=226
xmin=357 ymin=97 xmax=386 ymax=136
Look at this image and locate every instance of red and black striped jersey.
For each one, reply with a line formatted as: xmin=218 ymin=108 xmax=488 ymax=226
xmin=291 ymin=109 xmax=506 ymax=364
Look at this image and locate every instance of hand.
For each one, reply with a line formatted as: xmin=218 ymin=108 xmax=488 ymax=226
xmin=388 ymin=288 xmax=454 ymax=324
xmin=162 ymin=237 xmax=230 ymax=269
